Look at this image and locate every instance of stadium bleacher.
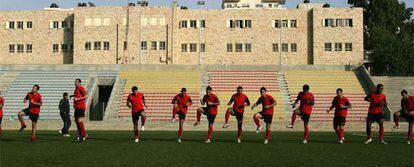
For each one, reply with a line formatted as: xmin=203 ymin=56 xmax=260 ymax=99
xmin=284 ymin=70 xmax=369 ymax=123
xmin=2 ymin=71 xmax=91 ymax=120
xmin=117 ymin=71 xmax=201 ymax=121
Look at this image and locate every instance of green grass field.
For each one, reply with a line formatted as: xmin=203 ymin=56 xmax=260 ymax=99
xmin=0 ymin=130 xmax=413 ymax=167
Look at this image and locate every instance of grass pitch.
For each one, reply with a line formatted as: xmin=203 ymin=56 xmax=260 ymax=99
xmin=0 ymin=130 xmax=412 ymax=167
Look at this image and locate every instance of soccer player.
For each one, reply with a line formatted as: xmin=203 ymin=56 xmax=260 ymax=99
xmin=72 ymin=79 xmax=88 ymax=142
xmin=364 ymin=84 xmax=387 ymax=144
xmin=59 ymin=92 xmax=71 ymax=137
xmin=127 ymin=86 xmax=148 ymax=143
xmin=392 ymin=90 xmax=414 ymax=144
xmin=172 ymin=88 xmax=193 ymax=143
xmin=252 ymin=87 xmax=277 ymax=144
xmin=290 ymin=84 xmax=314 ymax=144
xmin=223 ymin=86 xmax=250 ymax=143
xmin=0 ymin=91 xmax=4 ymax=135
xmin=17 ymin=85 xmax=42 ymax=142
xmin=193 ymin=86 xmax=220 ymax=143
xmin=326 ymin=88 xmax=352 ymax=144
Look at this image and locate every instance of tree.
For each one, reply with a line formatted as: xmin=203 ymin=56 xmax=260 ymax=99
xmin=349 ymin=0 xmax=414 ymax=76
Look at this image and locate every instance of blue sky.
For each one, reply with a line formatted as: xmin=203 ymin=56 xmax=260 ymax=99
xmin=0 ymin=0 xmax=412 ymax=10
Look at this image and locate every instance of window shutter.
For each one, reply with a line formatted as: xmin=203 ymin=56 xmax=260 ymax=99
xmin=272 ymin=20 xmax=275 ymax=28
xmin=5 ymin=22 xmax=9 ymax=29
xmin=196 ymin=20 xmax=200 ymax=28
xmin=227 ymin=20 xmax=230 ymax=28
xmin=322 ymin=19 xmax=325 ymax=27
xmin=49 ymin=21 xmax=54 ymax=29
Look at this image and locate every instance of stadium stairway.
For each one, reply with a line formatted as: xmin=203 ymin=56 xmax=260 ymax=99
xmin=116 ymin=71 xmax=202 ymax=122
xmin=284 ymin=70 xmax=369 ymax=124
xmin=206 ymin=70 xmax=288 ymax=125
xmin=2 ymin=71 xmax=91 ymax=120
xmin=371 ymin=77 xmax=414 ymax=113
xmin=0 ymin=72 xmax=18 ymax=95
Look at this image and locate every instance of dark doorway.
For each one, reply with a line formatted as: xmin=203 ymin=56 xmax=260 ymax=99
xmin=89 ymin=85 xmax=113 ymax=121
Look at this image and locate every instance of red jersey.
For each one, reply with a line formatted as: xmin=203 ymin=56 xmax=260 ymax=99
xmin=297 ymin=91 xmax=314 ymax=115
xmin=172 ymin=94 xmax=192 ymax=114
xmin=128 ymin=93 xmax=145 ymax=113
xmin=229 ymin=93 xmax=250 ymax=113
xmin=0 ymin=96 xmax=4 ymax=117
xmin=255 ymin=94 xmax=276 ymax=115
xmin=203 ymin=93 xmax=219 ymax=116
xmin=331 ymin=96 xmax=351 ymax=117
xmin=25 ymin=92 xmax=42 ymax=114
xmin=401 ymin=96 xmax=414 ymax=112
xmin=74 ymin=86 xmax=87 ymax=110
xmin=367 ymin=93 xmax=386 ymax=114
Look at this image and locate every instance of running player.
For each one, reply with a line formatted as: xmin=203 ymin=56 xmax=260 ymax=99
xmin=72 ymin=79 xmax=88 ymax=142
xmin=251 ymin=87 xmax=277 ymax=144
xmin=127 ymin=86 xmax=148 ymax=143
xmin=392 ymin=90 xmax=414 ymax=144
xmin=172 ymin=88 xmax=193 ymax=142
xmin=193 ymin=86 xmax=220 ymax=143
xmin=364 ymin=84 xmax=387 ymax=144
xmin=326 ymin=88 xmax=352 ymax=144
xmin=0 ymin=91 xmax=4 ymax=135
xmin=290 ymin=84 xmax=314 ymax=144
xmin=17 ymin=85 xmax=42 ymax=142
xmin=222 ymin=86 xmax=250 ymax=143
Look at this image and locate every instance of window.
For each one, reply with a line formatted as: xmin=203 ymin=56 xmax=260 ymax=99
xmin=242 ymin=3 xmax=250 ymax=8
xmin=245 ymin=43 xmax=251 ymax=52
xmin=190 ymin=20 xmax=197 ymax=28
xmin=255 ymin=4 xmax=263 ymax=8
xmin=324 ymin=43 xmax=332 ymax=51
xmin=53 ymin=44 xmax=59 ymax=53
xmin=70 ymin=21 xmax=74 ymax=28
xmin=291 ymin=43 xmax=297 ymax=52
xmin=26 ymin=44 xmax=33 ymax=53
xmin=104 ymin=42 xmax=110 ymax=50
xmin=345 ymin=43 xmax=353 ymax=51
xmin=85 ymin=42 xmax=91 ymax=50
xmin=9 ymin=44 xmax=15 ymax=53
xmin=229 ymin=20 xmax=234 ymax=28
xmin=94 ymin=41 xmax=101 ymax=50
xmin=200 ymin=43 xmax=206 ymax=52
xmin=159 ymin=41 xmax=166 ymax=50
xmin=235 ymin=43 xmax=243 ymax=52
xmin=336 ymin=19 xmax=344 ymax=27
xmin=124 ymin=41 xmax=128 ymax=50
xmin=282 ymin=43 xmax=288 ymax=52
xmin=26 ymin=21 xmax=33 ymax=29
xmin=180 ymin=20 xmax=187 ymax=28
xmin=181 ymin=43 xmax=187 ymax=52
xmin=9 ymin=21 xmax=15 ymax=29
xmin=281 ymin=20 xmax=288 ymax=28
xmin=335 ymin=43 xmax=342 ymax=51
xmin=141 ymin=41 xmax=147 ymax=50
xmin=200 ymin=20 xmax=206 ymax=28
xmin=69 ymin=44 xmax=74 ymax=52
xmin=17 ymin=21 xmax=24 ymax=29
xmin=272 ymin=43 xmax=278 ymax=52
xmin=151 ymin=41 xmax=157 ymax=50
xmin=274 ymin=20 xmax=281 ymax=28
xmin=62 ymin=44 xmax=69 ymax=52
xmin=53 ymin=21 xmax=59 ymax=29
xmin=244 ymin=20 xmax=252 ymax=28
xmin=190 ymin=43 xmax=197 ymax=52
xmin=62 ymin=21 xmax=67 ymax=28
xmin=290 ymin=20 xmax=297 ymax=28
xmin=17 ymin=44 xmax=24 ymax=53
xmin=324 ymin=19 xmax=334 ymax=27
xmin=235 ymin=20 xmax=243 ymax=28
xmin=227 ymin=43 xmax=233 ymax=52
xmin=345 ymin=19 xmax=353 ymax=27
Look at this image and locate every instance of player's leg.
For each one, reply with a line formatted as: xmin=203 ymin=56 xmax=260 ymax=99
xmin=171 ymin=106 xmax=177 ymax=123
xmin=132 ymin=113 xmax=139 ymax=142
xmin=303 ymin=120 xmax=309 ymax=144
xmin=393 ymin=111 xmax=401 ymax=128
xmin=223 ymin=107 xmax=232 ymax=128
xmin=364 ymin=114 xmax=373 ymax=144
xmin=339 ymin=117 xmax=346 ymax=143
xmin=206 ymin=118 xmax=214 ymax=143
xmin=17 ymin=109 xmax=28 ymax=131
xmin=253 ymin=112 xmax=263 ymax=133
xmin=264 ymin=122 xmax=272 ymax=144
xmin=177 ymin=112 xmax=185 ymax=142
xmin=59 ymin=112 xmax=65 ymax=134
xmin=140 ymin=110 xmax=146 ymax=131
xmin=0 ymin=117 xmax=2 ymax=135
xmin=407 ymin=123 xmax=413 ymax=144
xmin=287 ymin=111 xmax=298 ymax=128
xmin=193 ymin=107 xmax=204 ymax=126
xmin=77 ymin=117 xmax=87 ymax=139
xmin=236 ymin=113 xmax=243 ymax=143
xmin=31 ymin=121 xmax=37 ymax=142
xmin=333 ymin=117 xmax=340 ymax=140
xmin=65 ymin=112 xmax=71 ymax=136
xmin=378 ymin=118 xmax=386 ymax=144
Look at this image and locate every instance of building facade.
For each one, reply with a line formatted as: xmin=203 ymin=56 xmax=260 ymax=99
xmin=0 ymin=1 xmax=363 ymax=65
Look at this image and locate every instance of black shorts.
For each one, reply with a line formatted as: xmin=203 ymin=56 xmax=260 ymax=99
xmin=300 ymin=112 xmax=310 ymax=123
xmin=74 ymin=109 xmax=85 ymax=118
xmin=404 ymin=111 xmax=414 ymax=123
xmin=132 ymin=110 xmax=145 ymax=123
xmin=367 ymin=113 xmax=384 ymax=123
xmin=230 ymin=109 xmax=244 ymax=121
xmin=177 ymin=110 xmax=186 ymax=120
xmin=333 ymin=116 xmax=346 ymax=128
xmin=22 ymin=108 xmax=39 ymax=122
xmin=0 ymin=117 xmax=2 ymax=125
xmin=257 ymin=112 xmax=273 ymax=124
xmin=202 ymin=107 xmax=216 ymax=123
